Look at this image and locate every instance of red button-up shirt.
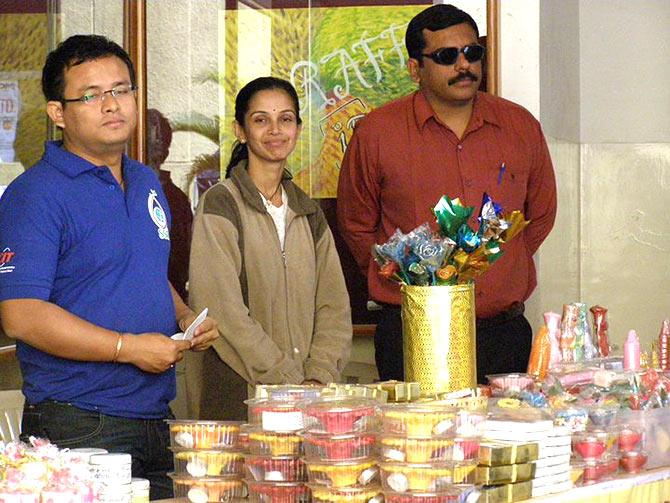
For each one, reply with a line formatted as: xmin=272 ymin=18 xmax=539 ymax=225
xmin=337 ymin=90 xmax=557 ymax=318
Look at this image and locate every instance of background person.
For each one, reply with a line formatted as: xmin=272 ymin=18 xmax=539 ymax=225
xmin=146 ymin=108 xmax=193 ymax=301
xmin=186 ymin=77 xmax=352 ymax=420
xmin=337 ymin=4 xmax=557 ymax=383
xmin=0 ymin=35 xmax=218 ymax=499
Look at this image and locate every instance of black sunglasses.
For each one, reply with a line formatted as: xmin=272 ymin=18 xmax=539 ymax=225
xmin=422 ymin=44 xmax=485 ymax=66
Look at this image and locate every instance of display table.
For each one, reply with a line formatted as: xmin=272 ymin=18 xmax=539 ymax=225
xmin=153 ymin=467 xmax=670 ymax=503
xmin=521 ymin=465 xmax=670 ymax=502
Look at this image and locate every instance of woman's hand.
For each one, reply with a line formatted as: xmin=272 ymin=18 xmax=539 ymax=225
xmin=178 ymin=312 xmax=219 ymax=352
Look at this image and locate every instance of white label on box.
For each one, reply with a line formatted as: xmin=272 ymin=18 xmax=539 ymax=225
xmin=261 ymin=410 xmax=303 ymax=431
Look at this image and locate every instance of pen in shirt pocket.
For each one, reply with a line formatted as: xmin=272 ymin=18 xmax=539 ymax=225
xmin=497 ymin=162 xmax=506 ymax=185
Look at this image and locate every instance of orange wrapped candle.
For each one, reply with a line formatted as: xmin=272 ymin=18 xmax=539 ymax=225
xmin=527 ymin=326 xmax=551 ymax=380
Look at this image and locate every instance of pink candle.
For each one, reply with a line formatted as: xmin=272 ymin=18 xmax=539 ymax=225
xmin=623 ymin=330 xmax=640 ymax=371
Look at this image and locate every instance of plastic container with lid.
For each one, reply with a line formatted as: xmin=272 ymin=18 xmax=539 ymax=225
xmin=587 ymin=404 xmax=619 ymax=428
xmin=571 ymin=429 xmax=615 ymax=461
xmin=301 ymin=397 xmax=379 ymax=434
xmin=238 ymin=423 xmax=252 ymax=453
xmin=305 ymin=459 xmax=378 ymax=487
xmin=380 ymin=403 xmax=459 ymax=437
xmin=618 ymin=425 xmax=644 ymax=453
xmin=553 ymin=406 xmax=589 ymax=432
xmin=60 ymin=447 xmax=108 ymax=479
xmin=619 ymin=450 xmax=648 ymax=473
xmin=98 ymin=483 xmax=131 ymax=503
xmin=246 ymin=398 xmax=306 ymax=432
xmin=90 ymin=453 xmax=132 ymax=487
xmin=244 ymin=455 xmax=307 ymax=482
xmin=166 ymin=420 xmax=242 ymax=449
xmin=379 ymin=461 xmax=476 ymax=492
xmin=302 ymin=432 xmax=376 ymax=461
xmin=486 ymin=373 xmax=536 ymax=397
xmin=309 ymin=484 xmax=383 ymax=503
xmin=246 ymin=481 xmax=310 ymax=502
xmin=169 ymin=473 xmax=247 ymax=502
xmin=130 ymin=478 xmax=150 ymax=503
xmin=255 ymin=384 xmax=324 ymax=401
xmin=581 ymin=455 xmax=619 ymax=484
xmin=379 ymin=435 xmax=455 ymax=463
xmin=67 ymin=447 xmax=109 ymax=463
xmin=248 ymin=428 xmax=304 ymax=456
xmin=383 ymin=484 xmax=477 ymax=502
xmin=172 ymin=448 xmax=245 ymax=477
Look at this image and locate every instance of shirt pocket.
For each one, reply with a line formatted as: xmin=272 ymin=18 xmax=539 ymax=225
xmin=484 ymin=160 xmax=528 ymax=213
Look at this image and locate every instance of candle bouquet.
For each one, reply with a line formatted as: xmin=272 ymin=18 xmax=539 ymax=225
xmin=372 ymin=194 xmax=529 ymax=285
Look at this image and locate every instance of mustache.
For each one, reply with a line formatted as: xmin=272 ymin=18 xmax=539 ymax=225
xmin=448 ymin=71 xmax=478 ymax=86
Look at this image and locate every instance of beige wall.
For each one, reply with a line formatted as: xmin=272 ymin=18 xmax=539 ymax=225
xmin=537 ymin=0 xmax=670 ymax=350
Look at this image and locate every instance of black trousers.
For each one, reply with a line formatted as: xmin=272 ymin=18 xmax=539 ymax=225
xmin=374 ymin=304 xmax=533 ymax=384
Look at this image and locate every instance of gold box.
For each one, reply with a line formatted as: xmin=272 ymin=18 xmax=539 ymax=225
xmin=478 ymin=441 xmax=539 ymax=466
xmin=475 ymin=463 xmax=536 ymax=485
xmin=365 ymin=380 xmax=421 ymax=402
xmin=325 ymin=383 xmax=388 ymax=402
xmin=478 ymin=480 xmax=533 ymax=503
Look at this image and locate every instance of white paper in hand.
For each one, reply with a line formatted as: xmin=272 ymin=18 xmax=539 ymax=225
xmin=171 ymin=308 xmax=208 ymax=341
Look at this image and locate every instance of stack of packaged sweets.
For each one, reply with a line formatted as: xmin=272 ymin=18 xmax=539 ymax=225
xmin=527 ymin=425 xmax=572 ymax=497
xmin=166 ymin=419 xmax=246 ymax=501
xmin=476 ymin=439 xmax=538 ymax=503
xmin=478 ymin=414 xmax=547 ymax=502
xmin=378 ymin=402 xmax=481 ymax=502
xmin=244 ymin=386 xmax=323 ymax=502
xmin=300 ymin=396 xmax=381 ymax=502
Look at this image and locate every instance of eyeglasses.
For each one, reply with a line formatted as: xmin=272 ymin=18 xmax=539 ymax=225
xmin=62 ymin=85 xmax=137 ymax=105
xmin=422 ymin=44 xmax=485 ymax=66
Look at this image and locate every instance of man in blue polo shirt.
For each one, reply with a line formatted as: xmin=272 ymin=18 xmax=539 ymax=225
xmin=0 ymin=35 xmax=218 ymax=499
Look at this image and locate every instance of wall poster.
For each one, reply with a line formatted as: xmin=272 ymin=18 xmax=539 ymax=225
xmin=220 ymin=0 xmax=431 ymax=198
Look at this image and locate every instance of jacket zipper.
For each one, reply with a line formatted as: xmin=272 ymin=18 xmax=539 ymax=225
xmin=268 ymin=210 xmax=296 ymax=365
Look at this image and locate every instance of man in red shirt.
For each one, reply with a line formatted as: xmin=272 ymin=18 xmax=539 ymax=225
xmin=337 ymin=4 xmax=557 ymax=383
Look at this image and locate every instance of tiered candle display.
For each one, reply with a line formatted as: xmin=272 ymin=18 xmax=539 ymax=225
xmin=301 ymin=397 xmax=382 ymax=503
xmin=378 ymin=403 xmax=480 ymax=501
xmin=166 ymin=420 xmax=246 ymax=501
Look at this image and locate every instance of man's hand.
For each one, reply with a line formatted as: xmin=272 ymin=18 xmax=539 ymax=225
xmin=177 ymin=312 xmax=219 ymax=352
xmin=118 ymin=333 xmax=191 ymax=373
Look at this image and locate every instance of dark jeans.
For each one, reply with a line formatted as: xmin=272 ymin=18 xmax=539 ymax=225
xmin=374 ymin=304 xmax=533 ymax=384
xmin=21 ymin=401 xmax=174 ymax=500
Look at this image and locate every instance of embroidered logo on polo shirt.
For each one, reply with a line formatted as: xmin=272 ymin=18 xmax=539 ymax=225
xmin=147 ymin=189 xmax=169 ymax=241
xmin=0 ymin=247 xmax=16 ymax=273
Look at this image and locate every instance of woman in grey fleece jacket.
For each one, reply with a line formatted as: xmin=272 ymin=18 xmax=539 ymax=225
xmin=185 ymin=77 xmax=353 ymax=420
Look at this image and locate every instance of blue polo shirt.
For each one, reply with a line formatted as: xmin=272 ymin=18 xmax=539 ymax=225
xmin=0 ymin=141 xmax=177 ymax=418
